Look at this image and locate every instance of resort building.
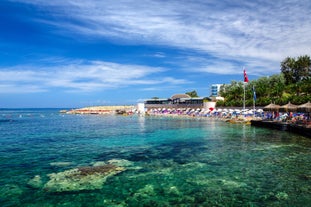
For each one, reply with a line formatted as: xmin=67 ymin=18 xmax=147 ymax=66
xmin=211 ymin=84 xmax=222 ymax=97
xmin=210 ymin=84 xmax=224 ymax=101
xmin=144 ymin=94 xmax=212 ymax=110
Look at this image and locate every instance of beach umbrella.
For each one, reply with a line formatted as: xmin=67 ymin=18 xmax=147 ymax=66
xmin=234 ymin=109 xmax=241 ymax=114
xmin=247 ymin=110 xmax=254 ymax=115
xmin=298 ymin=101 xmax=311 ymax=120
xmin=279 ymin=102 xmax=298 ymax=112
xmin=297 ymin=101 xmax=311 ymax=113
xmin=263 ymin=103 xmax=280 ymax=111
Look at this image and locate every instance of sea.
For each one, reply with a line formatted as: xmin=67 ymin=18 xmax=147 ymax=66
xmin=0 ymin=108 xmax=310 ymax=207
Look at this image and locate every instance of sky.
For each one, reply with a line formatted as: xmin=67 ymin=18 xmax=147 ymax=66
xmin=1 ymin=0 xmax=311 ymax=108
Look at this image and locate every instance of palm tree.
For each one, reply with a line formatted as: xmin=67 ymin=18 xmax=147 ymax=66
xmin=295 ymin=55 xmax=311 ymax=82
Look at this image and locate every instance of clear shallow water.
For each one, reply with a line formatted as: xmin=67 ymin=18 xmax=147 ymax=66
xmin=0 ymin=109 xmax=310 ymax=207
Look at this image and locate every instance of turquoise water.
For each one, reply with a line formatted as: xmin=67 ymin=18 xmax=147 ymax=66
xmin=0 ymin=109 xmax=310 ymax=207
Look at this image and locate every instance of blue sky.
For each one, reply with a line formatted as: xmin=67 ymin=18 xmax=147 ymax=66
xmin=1 ymin=0 xmax=311 ymax=108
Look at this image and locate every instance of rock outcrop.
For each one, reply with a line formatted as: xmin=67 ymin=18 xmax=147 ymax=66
xmin=44 ymin=164 xmax=125 ymax=192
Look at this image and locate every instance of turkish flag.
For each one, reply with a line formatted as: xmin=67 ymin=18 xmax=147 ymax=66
xmin=244 ymin=69 xmax=249 ymax=82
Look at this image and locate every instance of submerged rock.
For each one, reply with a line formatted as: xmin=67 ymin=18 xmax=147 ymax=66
xmin=92 ymin=161 xmax=107 ymax=167
xmin=134 ymin=184 xmax=156 ymax=198
xmin=166 ymin=186 xmax=181 ymax=196
xmin=44 ymin=164 xmax=125 ymax=192
xmin=107 ymin=159 xmax=134 ymax=167
xmin=1 ymin=184 xmax=23 ymax=197
xmin=92 ymin=159 xmax=134 ymax=168
xmin=107 ymin=159 xmax=142 ymax=170
xmin=50 ymin=162 xmax=74 ymax=167
xmin=220 ymin=179 xmax=247 ymax=188
xmin=275 ymin=192 xmax=289 ymax=200
xmin=27 ymin=175 xmax=43 ymax=189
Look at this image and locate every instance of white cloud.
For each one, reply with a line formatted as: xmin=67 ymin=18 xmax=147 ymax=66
xmin=151 ymin=52 xmax=166 ymax=58
xmin=0 ymin=84 xmax=47 ymax=93
xmin=0 ymin=60 xmax=188 ymax=93
xmin=9 ymin=0 xmax=311 ymax=75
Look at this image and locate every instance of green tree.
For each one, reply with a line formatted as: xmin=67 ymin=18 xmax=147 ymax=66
xmin=252 ymin=77 xmax=270 ymax=105
xmin=281 ymin=57 xmax=296 ymax=84
xmin=186 ymin=90 xmax=198 ymax=97
xmin=280 ymin=55 xmax=311 ymax=96
xmin=294 ymin=55 xmax=311 ymax=82
xmin=281 ymin=55 xmax=311 ymax=84
xmin=269 ymin=74 xmax=286 ymax=103
xmin=300 ymin=78 xmax=311 ymax=95
xmin=219 ymin=81 xmax=244 ymax=107
xmin=215 ymin=56 xmax=310 ymax=106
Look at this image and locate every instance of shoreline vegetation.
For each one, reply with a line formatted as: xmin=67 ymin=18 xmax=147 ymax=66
xmin=217 ymin=55 xmax=310 ymax=107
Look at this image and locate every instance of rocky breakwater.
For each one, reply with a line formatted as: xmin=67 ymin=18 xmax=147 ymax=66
xmin=63 ymin=105 xmax=135 ymax=115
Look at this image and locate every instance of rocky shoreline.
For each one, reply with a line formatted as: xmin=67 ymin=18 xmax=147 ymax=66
xmin=61 ymin=105 xmax=135 ymax=115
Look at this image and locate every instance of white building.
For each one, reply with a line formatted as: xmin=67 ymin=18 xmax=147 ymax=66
xmin=211 ymin=84 xmax=224 ymax=101
xmin=211 ymin=84 xmax=222 ymax=97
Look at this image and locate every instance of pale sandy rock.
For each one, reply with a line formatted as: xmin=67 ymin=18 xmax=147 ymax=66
xmin=27 ymin=175 xmax=43 ymax=188
xmin=44 ymin=164 xmax=125 ymax=192
xmin=92 ymin=161 xmax=107 ymax=166
xmin=107 ymin=159 xmax=134 ymax=167
xmin=50 ymin=161 xmax=74 ymax=167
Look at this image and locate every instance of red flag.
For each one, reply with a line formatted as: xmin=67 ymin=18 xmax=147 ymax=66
xmin=243 ymin=69 xmax=249 ymax=82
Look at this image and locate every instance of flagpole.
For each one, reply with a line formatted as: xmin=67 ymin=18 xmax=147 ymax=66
xmin=253 ymin=91 xmax=255 ymax=118
xmin=252 ymin=85 xmax=256 ymax=118
xmin=243 ymin=68 xmax=246 ymax=113
xmin=243 ymin=82 xmax=245 ymax=112
xmin=243 ymin=68 xmax=248 ymax=118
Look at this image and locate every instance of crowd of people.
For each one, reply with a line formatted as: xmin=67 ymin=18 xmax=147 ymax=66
xmin=265 ymin=111 xmax=310 ymax=124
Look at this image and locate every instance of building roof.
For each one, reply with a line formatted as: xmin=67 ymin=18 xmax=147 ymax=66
xmin=145 ymin=98 xmax=169 ymax=101
xmin=171 ymin=94 xmax=191 ymax=100
xmin=180 ymin=97 xmax=209 ymax=100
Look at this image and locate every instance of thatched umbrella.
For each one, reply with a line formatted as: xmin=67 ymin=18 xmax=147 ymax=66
xmin=297 ymin=101 xmax=311 ymax=113
xmin=279 ymin=102 xmax=298 ymax=112
xmin=298 ymin=101 xmax=311 ymax=120
xmin=263 ymin=103 xmax=280 ymax=111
